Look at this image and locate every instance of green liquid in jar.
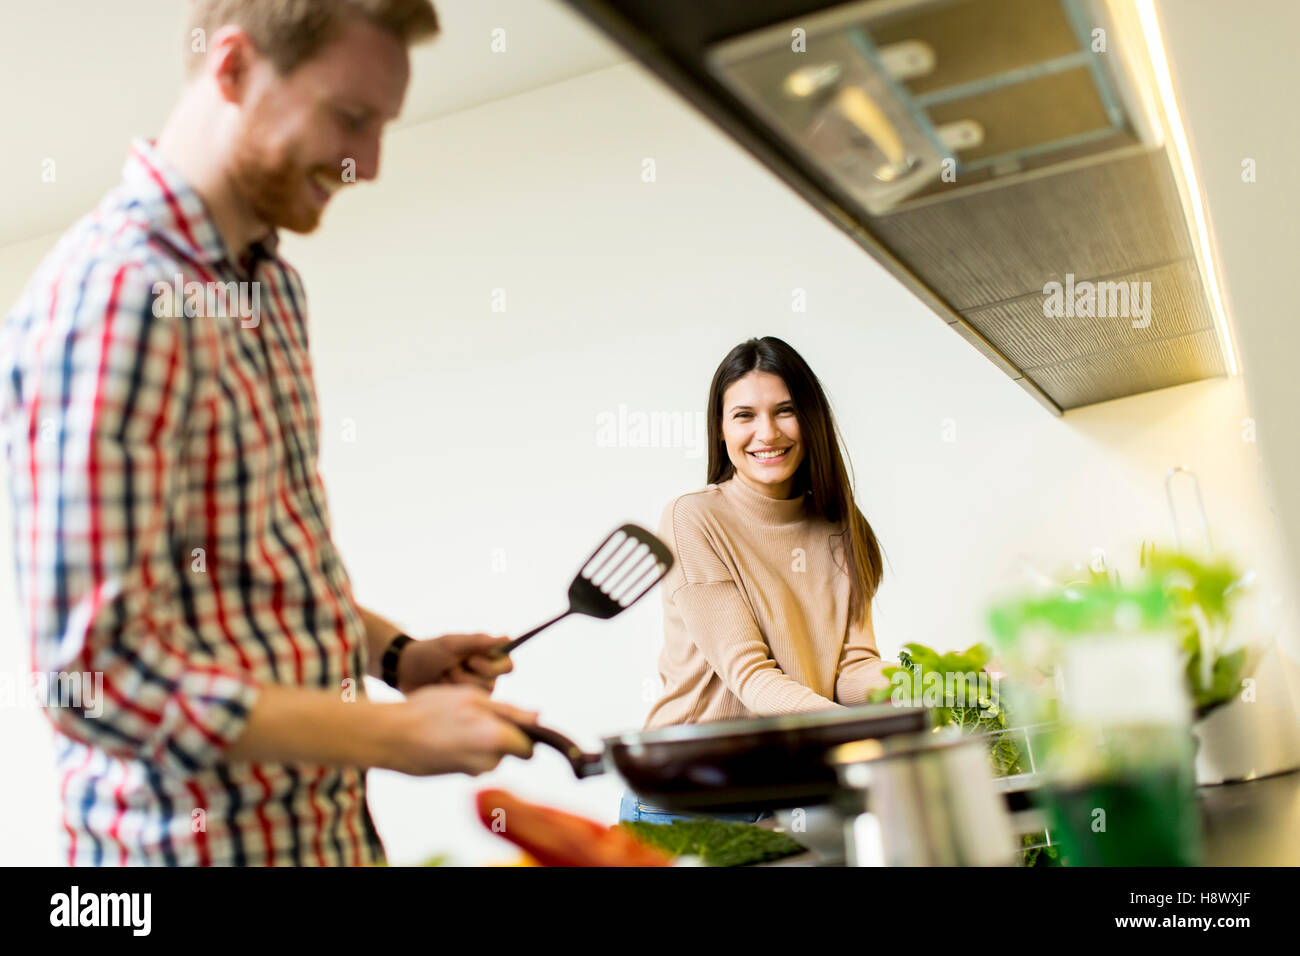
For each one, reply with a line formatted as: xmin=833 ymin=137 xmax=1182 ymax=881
xmin=1038 ymin=767 xmax=1202 ymax=866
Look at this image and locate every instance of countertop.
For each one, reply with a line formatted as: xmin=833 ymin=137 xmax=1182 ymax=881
xmin=755 ymin=768 xmax=1300 ymax=866
xmin=1199 ymin=768 xmax=1300 ymax=865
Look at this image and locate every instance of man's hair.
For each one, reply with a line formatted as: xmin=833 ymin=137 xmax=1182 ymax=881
xmin=187 ymin=0 xmax=440 ymax=75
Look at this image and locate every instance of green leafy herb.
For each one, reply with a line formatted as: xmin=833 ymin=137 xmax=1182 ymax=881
xmin=618 ymin=819 xmax=806 ymax=867
xmin=992 ymin=550 xmax=1252 ymax=718
xmin=1145 ymin=551 xmax=1250 ymax=716
xmin=1021 ymin=831 xmax=1061 ymax=868
xmin=868 ymin=643 xmax=1027 ymax=777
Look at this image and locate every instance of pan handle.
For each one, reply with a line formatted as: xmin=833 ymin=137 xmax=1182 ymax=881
xmin=515 ymin=721 xmax=606 ymax=779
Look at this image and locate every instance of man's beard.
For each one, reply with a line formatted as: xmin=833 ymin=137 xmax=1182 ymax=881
xmin=229 ymin=120 xmax=327 ymax=235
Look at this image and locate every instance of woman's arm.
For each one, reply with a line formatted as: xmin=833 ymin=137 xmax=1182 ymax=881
xmin=835 ymin=600 xmax=891 ymax=705
xmin=663 ymin=497 xmax=840 ymax=715
xmin=673 ymin=580 xmax=843 ymax=715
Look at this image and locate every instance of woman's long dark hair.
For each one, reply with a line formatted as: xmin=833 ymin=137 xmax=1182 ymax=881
xmin=706 ymin=336 xmax=883 ymax=623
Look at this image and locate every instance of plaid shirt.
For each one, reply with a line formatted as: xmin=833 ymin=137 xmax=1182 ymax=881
xmin=0 ymin=139 xmax=383 ymax=865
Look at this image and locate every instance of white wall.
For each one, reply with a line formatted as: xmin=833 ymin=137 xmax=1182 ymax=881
xmin=2 ymin=60 xmax=1296 ymax=866
xmin=1157 ymin=0 xmax=1300 ymax=600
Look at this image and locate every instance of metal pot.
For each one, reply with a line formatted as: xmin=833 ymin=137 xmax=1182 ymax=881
xmin=830 ymin=727 xmax=1017 ymax=866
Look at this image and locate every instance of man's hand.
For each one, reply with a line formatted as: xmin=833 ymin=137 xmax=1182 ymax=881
xmin=396 ymin=633 xmax=513 ymax=694
xmin=382 ymin=685 xmax=537 ymax=776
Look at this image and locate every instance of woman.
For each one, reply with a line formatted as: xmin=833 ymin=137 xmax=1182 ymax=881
xmin=619 ymin=336 xmax=890 ymax=825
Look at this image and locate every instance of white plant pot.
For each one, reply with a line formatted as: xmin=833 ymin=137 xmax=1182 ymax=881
xmin=1193 ymin=635 xmax=1300 ymax=784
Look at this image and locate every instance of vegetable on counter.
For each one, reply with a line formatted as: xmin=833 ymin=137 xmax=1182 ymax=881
xmin=475 ymin=789 xmax=673 ymax=867
xmin=617 ymin=819 xmax=807 ymax=867
xmin=867 ymin=642 xmax=1061 ymax=867
xmin=868 ymin=642 xmax=1026 ymax=777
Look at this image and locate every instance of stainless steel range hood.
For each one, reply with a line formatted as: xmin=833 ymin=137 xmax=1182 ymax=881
xmin=562 ymin=0 xmax=1234 ymax=414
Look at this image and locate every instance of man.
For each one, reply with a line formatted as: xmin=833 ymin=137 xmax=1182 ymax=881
xmin=0 ymin=0 xmax=536 ymax=866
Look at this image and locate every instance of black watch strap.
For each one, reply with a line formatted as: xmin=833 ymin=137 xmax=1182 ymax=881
xmin=381 ymin=633 xmax=414 ymax=689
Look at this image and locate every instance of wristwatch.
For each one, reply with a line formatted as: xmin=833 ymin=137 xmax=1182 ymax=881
xmin=381 ymin=633 xmax=414 ymax=690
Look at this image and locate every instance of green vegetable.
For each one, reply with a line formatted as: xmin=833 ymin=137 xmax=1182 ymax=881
xmin=1143 ymin=551 xmax=1250 ymax=716
xmin=618 ymin=819 xmax=806 ymax=867
xmin=1020 ymin=832 xmax=1061 ymax=868
xmin=990 ymin=550 xmax=1251 ymax=718
xmin=867 ymin=645 xmax=1058 ymax=865
xmin=868 ymin=643 xmax=1027 ymax=778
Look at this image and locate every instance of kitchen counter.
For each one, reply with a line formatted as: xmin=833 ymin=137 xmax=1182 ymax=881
xmin=756 ymin=768 xmax=1300 ymax=866
xmin=1199 ymin=768 xmax=1300 ymax=865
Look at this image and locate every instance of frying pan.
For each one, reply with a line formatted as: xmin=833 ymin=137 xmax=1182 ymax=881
xmin=518 ymin=703 xmax=931 ymax=813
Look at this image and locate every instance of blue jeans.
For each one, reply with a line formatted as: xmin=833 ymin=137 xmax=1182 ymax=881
xmin=618 ymin=789 xmax=773 ymax=825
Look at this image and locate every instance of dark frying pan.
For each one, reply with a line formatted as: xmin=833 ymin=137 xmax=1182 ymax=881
xmin=518 ymin=703 xmax=931 ymax=813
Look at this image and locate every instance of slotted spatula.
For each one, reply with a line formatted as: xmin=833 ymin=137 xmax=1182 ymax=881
xmin=489 ymin=523 xmax=674 ymax=658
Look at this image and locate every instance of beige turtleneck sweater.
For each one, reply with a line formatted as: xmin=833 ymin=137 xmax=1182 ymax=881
xmin=643 ymin=476 xmax=890 ymax=730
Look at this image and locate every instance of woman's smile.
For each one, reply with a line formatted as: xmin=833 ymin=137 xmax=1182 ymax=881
xmin=748 ymin=446 xmax=792 ymax=464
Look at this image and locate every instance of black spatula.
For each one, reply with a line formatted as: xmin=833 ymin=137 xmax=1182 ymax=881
xmin=490 ymin=523 xmax=674 ymax=658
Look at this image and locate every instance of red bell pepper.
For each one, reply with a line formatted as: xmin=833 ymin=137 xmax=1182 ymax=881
xmin=476 ymin=789 xmax=673 ymax=867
